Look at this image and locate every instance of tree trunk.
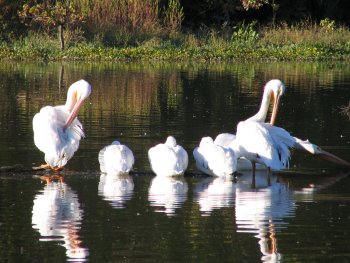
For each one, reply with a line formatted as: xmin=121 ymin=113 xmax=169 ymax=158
xmin=58 ymin=24 xmax=65 ymax=50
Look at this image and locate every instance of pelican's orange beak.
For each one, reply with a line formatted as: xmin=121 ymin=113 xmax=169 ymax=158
xmin=64 ymin=98 xmax=85 ymax=130
xmin=270 ymin=92 xmax=281 ymax=126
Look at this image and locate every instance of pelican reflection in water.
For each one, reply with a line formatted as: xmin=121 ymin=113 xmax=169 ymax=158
xmin=32 ymin=176 xmax=89 ymax=261
xmin=194 ymin=176 xmax=236 ymax=216
xmin=98 ymin=173 xmax=134 ymax=209
xmin=235 ymin=170 xmax=296 ymax=262
xmin=148 ymin=176 xmax=188 ymax=216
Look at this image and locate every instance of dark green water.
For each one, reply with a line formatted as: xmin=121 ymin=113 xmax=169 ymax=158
xmin=0 ymin=62 xmax=349 ymax=262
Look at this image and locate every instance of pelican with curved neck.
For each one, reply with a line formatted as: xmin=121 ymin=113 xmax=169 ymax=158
xmin=246 ymin=79 xmax=285 ymax=125
xmin=33 ymin=79 xmax=92 ymax=170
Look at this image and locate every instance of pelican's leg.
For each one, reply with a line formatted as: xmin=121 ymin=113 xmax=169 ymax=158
xmin=267 ymin=167 xmax=271 ymax=186
xmin=39 ymin=164 xmax=51 ymax=169
xmin=251 ymin=162 xmax=256 ymax=189
xmin=33 ymin=164 xmax=55 ymax=171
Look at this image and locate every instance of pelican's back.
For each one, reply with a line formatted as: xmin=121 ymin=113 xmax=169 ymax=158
xmin=148 ymin=143 xmax=188 ymax=176
xmin=193 ymin=137 xmax=237 ymax=177
xmin=214 ymin=133 xmax=236 ymax=147
xmin=99 ymin=144 xmax=134 ymax=174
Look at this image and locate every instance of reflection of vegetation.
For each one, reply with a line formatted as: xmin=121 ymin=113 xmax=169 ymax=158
xmin=340 ymin=101 xmax=350 ymax=120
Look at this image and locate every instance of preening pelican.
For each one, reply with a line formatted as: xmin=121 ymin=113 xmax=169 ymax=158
xmin=98 ymin=141 xmax=134 ymax=174
xmin=230 ymin=121 xmax=295 ymax=173
xmin=215 ymin=79 xmax=285 ymax=148
xmin=148 ymin=136 xmax=188 ymax=177
xmin=214 ymin=79 xmax=285 ymax=171
xmin=216 ymin=79 xmax=350 ymax=172
xmin=193 ymin=136 xmax=236 ymax=177
xmin=33 ymin=79 xmax=92 ymax=169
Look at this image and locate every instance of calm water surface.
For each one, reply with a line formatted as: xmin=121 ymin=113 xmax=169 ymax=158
xmin=0 ymin=62 xmax=349 ymax=262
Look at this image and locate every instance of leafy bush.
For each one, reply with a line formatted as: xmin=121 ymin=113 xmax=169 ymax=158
xmin=232 ymin=22 xmax=259 ymax=45
xmin=320 ymin=18 xmax=336 ymax=32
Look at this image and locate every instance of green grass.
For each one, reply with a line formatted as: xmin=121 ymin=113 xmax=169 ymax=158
xmin=2 ymin=21 xmax=350 ymax=61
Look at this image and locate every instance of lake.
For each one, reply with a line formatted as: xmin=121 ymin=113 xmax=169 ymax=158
xmin=0 ymin=61 xmax=349 ymax=262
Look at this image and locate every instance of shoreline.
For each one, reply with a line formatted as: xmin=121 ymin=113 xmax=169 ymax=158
xmin=2 ymin=43 xmax=350 ymax=62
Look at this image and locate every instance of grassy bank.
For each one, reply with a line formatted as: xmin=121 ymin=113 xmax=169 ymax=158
xmin=2 ymin=22 xmax=350 ymax=61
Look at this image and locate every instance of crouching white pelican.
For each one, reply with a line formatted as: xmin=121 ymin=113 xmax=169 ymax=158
xmin=33 ymin=79 xmax=92 ymax=170
xmin=193 ymin=136 xmax=237 ymax=177
xmin=148 ymin=136 xmax=188 ymax=177
xmin=98 ymin=141 xmax=135 ymax=174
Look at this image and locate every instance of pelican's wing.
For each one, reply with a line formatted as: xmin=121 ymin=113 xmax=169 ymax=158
xmin=98 ymin=146 xmax=108 ymax=173
xmin=193 ymin=142 xmax=236 ymax=177
xmin=104 ymin=145 xmax=135 ymax=174
xmin=119 ymin=145 xmax=135 ymax=173
xmin=33 ymin=106 xmax=84 ymax=167
xmin=236 ymin=121 xmax=294 ymax=170
xmin=148 ymin=144 xmax=179 ymax=176
xmin=268 ymin=125 xmax=295 ymax=168
xmin=214 ymin=133 xmax=236 ymax=147
xmin=193 ymin=146 xmax=212 ymax=175
xmin=174 ymin=145 xmax=189 ymax=174
xmin=207 ymin=145 xmax=236 ymax=176
xmin=33 ymin=106 xmax=63 ymax=154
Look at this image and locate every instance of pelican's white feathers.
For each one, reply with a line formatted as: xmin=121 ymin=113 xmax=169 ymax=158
xmin=193 ymin=136 xmax=237 ymax=177
xmin=148 ymin=136 xmax=188 ymax=177
xmin=98 ymin=141 xmax=134 ymax=174
xmin=33 ymin=79 xmax=91 ymax=168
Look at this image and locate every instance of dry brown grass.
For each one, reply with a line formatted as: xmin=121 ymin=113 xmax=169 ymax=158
xmin=260 ymin=20 xmax=350 ymax=46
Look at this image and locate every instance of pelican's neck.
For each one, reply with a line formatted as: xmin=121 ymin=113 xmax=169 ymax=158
xmin=246 ymin=86 xmax=272 ymax=123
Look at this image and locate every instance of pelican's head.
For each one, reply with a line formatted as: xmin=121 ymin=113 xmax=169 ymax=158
xmin=265 ymin=79 xmax=285 ymax=125
xmin=165 ymin=136 xmax=177 ymax=148
xmin=111 ymin=141 xmax=121 ymax=146
xmin=64 ymin=80 xmax=92 ymax=129
xmin=199 ymin=136 xmax=214 ymax=147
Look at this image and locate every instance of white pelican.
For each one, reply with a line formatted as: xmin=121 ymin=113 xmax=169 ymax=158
xmin=193 ymin=136 xmax=237 ymax=177
xmin=98 ymin=141 xmax=134 ymax=174
xmin=214 ymin=79 xmax=284 ymax=171
xmin=215 ymin=79 xmax=285 ymax=148
xmin=216 ymin=80 xmax=350 ymax=172
xmin=148 ymin=136 xmax=188 ymax=177
xmin=33 ymin=79 xmax=92 ymax=170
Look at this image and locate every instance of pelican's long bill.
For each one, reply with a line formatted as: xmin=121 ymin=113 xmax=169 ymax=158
xmin=318 ymin=149 xmax=350 ymax=167
xmin=64 ymin=98 xmax=85 ymax=130
xmin=270 ymin=91 xmax=281 ymax=126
